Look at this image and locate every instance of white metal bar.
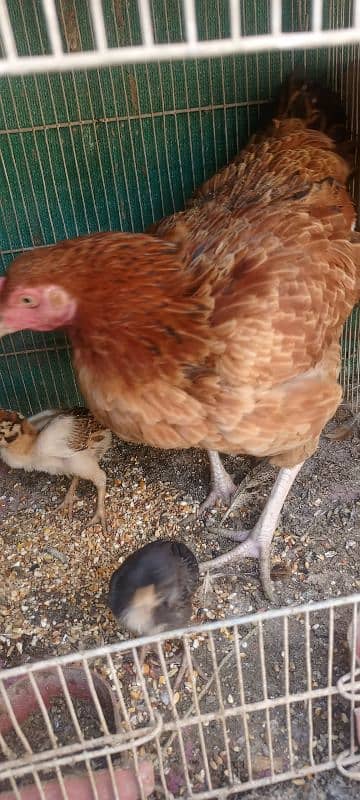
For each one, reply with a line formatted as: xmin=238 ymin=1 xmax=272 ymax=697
xmin=0 ymin=723 xmax=163 ymax=782
xmin=327 ymin=606 xmax=334 ymax=763
xmin=283 ymin=616 xmax=295 ymax=771
xmin=89 ymin=0 xmax=108 ymax=51
xmin=305 ymin=612 xmax=315 ymax=768
xmin=1 ymin=29 xmax=360 ymax=75
xmin=312 ymin=0 xmax=323 ymax=32
xmin=355 ymin=0 xmax=360 ymax=28
xmin=0 ymin=0 xmax=17 ymax=59
xmin=118 ymin=8 xmax=146 ymax=228
xmin=41 ymin=0 xmax=63 ymax=55
xmin=183 ymin=0 xmax=197 ymax=44
xmin=271 ymin=0 xmax=282 ymax=35
xmin=182 ymin=635 xmax=214 ymax=792
xmin=152 ymin=12 xmax=176 ymax=213
xmin=137 ymin=0 xmax=154 ymax=46
xmin=258 ymin=621 xmax=275 ymax=778
xmin=208 ymin=631 xmax=234 ymax=784
xmin=241 ymin=0 xmax=252 ymax=138
xmin=1 ymin=593 xmax=360 ymax=682
xmin=0 ymin=99 xmax=264 ymax=137
xmin=155 ymin=640 xmax=193 ymax=796
xmin=229 ymin=0 xmax=241 ymax=38
xmin=161 ymin=2 xmax=186 ymax=207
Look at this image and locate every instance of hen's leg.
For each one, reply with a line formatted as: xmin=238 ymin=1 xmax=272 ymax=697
xmin=198 ymin=450 xmax=237 ymax=514
xmin=56 ymin=477 xmax=79 ymax=522
xmin=200 ymin=463 xmax=303 ymax=601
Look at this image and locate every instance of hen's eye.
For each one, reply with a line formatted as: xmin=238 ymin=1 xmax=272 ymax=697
xmin=20 ymin=296 xmax=38 ymax=308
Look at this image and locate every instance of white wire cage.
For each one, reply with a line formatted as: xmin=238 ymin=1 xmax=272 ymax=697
xmin=1 ymin=0 xmax=360 ymax=74
xmin=0 ymin=594 xmax=360 ymax=799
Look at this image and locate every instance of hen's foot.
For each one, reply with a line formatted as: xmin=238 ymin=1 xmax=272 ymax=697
xmin=198 ymin=450 xmax=237 ymax=515
xmin=200 ymin=463 xmax=304 ymax=601
xmin=199 ymin=452 xmax=273 ymax=517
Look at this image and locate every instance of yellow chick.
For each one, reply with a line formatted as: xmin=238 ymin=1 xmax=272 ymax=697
xmin=0 ymin=407 xmax=112 ymax=530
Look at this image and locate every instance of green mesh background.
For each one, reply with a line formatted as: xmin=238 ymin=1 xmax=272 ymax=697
xmin=0 ymin=0 xmax=359 ymax=415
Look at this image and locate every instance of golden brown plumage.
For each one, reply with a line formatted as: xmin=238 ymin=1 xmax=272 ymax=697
xmin=0 ymin=407 xmax=111 ymax=529
xmin=0 ymin=75 xmax=359 ymax=597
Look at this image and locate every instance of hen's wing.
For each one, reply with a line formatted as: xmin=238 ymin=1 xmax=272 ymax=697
xmin=149 ymin=178 xmax=358 ymax=462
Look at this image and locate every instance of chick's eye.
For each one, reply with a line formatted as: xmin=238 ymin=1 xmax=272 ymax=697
xmin=20 ymin=296 xmax=38 ymax=308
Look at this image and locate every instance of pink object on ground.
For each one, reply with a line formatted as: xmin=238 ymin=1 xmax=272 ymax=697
xmin=0 ymin=762 xmax=154 ymax=800
xmin=0 ymin=666 xmax=154 ymax=798
xmin=0 ymin=667 xmax=120 ymax=735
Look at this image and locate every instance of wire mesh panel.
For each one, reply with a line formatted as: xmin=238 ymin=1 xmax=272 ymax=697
xmin=0 ymin=0 xmax=360 ymax=73
xmin=0 ymin=594 xmax=359 ymax=798
xmin=0 ymin=0 xmax=359 ymax=413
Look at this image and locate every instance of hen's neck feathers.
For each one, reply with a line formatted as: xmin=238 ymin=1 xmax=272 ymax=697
xmin=61 ymin=236 xmax=214 ymax=378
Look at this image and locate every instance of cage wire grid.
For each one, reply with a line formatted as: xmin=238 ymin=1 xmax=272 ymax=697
xmin=0 ymin=593 xmax=360 ymax=798
xmin=0 ymin=0 xmax=359 ymax=412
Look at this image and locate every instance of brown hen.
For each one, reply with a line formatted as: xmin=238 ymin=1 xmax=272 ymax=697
xmin=0 ymin=75 xmax=359 ymax=599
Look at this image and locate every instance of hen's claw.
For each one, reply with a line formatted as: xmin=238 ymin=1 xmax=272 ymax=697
xmin=200 ymin=452 xmax=273 ymax=517
xmin=198 ymin=485 xmax=236 ymax=515
xmin=211 ymin=525 xmax=253 ymax=544
xmin=200 ymin=463 xmax=304 ymax=601
xmin=198 ymin=450 xmax=236 ymax=515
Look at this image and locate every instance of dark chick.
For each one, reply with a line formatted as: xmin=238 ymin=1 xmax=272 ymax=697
xmin=108 ymin=540 xmax=203 ymax=687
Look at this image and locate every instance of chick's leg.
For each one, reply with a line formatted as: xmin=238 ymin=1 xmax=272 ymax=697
xmin=198 ymin=450 xmax=237 ymax=514
xmin=75 ymin=458 xmax=108 ymax=532
xmin=88 ymin=466 xmax=107 ymax=533
xmin=200 ymin=463 xmax=304 ymax=601
xmin=56 ymin=477 xmax=79 ymax=522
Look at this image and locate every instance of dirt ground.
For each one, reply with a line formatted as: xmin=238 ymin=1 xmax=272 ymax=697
xmin=1 ymin=405 xmax=360 ymax=797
